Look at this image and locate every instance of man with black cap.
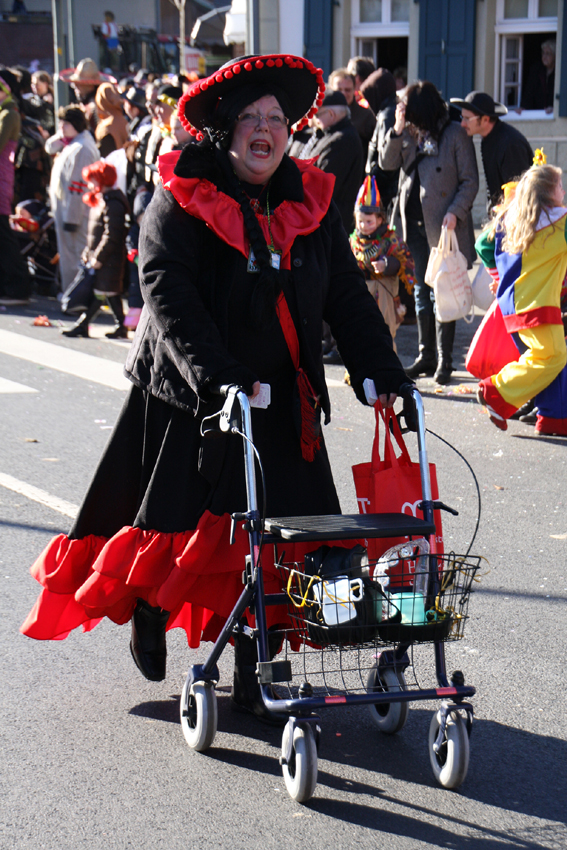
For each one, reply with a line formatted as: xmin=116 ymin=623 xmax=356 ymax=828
xmin=289 ymin=89 xmax=363 ymax=233
xmin=450 ymin=91 xmax=533 ymax=211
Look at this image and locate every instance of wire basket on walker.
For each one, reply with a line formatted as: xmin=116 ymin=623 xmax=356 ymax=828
xmin=178 ymin=384 xmax=480 ymax=803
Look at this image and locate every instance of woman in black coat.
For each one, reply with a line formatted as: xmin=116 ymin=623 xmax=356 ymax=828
xmin=62 ymin=160 xmax=130 ymax=338
xmin=22 ymin=55 xmax=409 ymax=721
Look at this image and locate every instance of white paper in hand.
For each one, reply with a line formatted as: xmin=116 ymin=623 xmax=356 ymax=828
xmin=363 ymin=378 xmax=378 ymax=406
xmin=249 ymin=383 xmax=271 ymax=409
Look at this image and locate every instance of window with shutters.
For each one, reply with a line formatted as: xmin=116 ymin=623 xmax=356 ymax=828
xmin=495 ymin=0 xmax=557 ymax=116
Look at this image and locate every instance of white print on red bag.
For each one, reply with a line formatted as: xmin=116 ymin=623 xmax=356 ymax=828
xmin=359 ymin=497 xmax=443 ymax=545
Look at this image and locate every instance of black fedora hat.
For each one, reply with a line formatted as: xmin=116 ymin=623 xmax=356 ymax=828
xmin=178 ymin=54 xmax=325 ymax=139
xmin=450 ymin=91 xmax=507 ymax=117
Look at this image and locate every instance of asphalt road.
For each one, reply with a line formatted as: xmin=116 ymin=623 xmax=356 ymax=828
xmin=1 ymin=295 xmax=566 ymax=850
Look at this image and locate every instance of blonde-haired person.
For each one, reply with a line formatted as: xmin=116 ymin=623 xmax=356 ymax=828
xmin=476 ymin=163 xmax=567 ymax=435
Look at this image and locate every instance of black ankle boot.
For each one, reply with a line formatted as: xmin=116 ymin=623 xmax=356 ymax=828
xmin=231 ymin=629 xmax=286 ymax=726
xmin=61 ymin=297 xmax=100 ymax=338
xmin=433 ymin=319 xmax=456 ymax=385
xmin=130 ymin=599 xmax=169 ymax=681
xmin=405 ymin=312 xmax=437 ymax=378
xmin=105 ymin=295 xmax=127 ymax=339
xmin=105 ymin=325 xmax=129 ymax=339
xmin=61 ymin=318 xmax=90 ymax=338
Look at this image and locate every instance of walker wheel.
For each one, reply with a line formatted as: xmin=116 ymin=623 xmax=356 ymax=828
xmin=366 ymin=666 xmax=409 ymax=734
xmin=281 ymin=722 xmax=318 ymax=803
xmin=180 ymin=678 xmax=218 ymax=752
xmin=428 ymin=708 xmax=469 ymax=789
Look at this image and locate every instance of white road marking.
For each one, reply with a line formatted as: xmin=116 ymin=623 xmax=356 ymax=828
xmin=0 ymin=377 xmax=38 ymax=394
xmin=0 ymin=472 xmax=78 ymax=518
xmin=0 ymin=329 xmax=130 ymax=391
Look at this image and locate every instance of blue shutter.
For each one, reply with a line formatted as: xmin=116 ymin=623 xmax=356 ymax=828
xmin=418 ymin=0 xmax=475 ymax=100
xmin=304 ymin=0 xmax=333 ymax=79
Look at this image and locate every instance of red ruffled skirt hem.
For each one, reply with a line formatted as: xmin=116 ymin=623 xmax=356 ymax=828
xmin=20 ymin=510 xmax=291 ymax=647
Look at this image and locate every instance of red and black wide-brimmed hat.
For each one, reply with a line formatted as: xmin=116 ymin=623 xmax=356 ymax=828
xmin=178 ymin=54 xmax=325 ymax=140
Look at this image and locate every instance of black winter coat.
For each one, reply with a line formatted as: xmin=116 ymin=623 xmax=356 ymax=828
xmin=127 ymin=145 xmax=406 ymax=422
xmin=481 ymin=120 xmax=533 ymax=211
xmin=311 ymin=117 xmax=364 ymax=233
xmin=84 ymin=188 xmax=129 ymax=294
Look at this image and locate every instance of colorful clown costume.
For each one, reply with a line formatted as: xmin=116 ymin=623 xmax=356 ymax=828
xmin=475 ymin=207 xmax=567 ymax=435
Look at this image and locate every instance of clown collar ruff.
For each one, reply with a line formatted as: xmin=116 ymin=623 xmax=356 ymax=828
xmin=158 ymin=146 xmax=335 ymax=270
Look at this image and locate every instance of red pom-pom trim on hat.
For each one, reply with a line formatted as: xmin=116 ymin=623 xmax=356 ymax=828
xmin=215 ymin=74 xmax=223 ymax=83
xmin=244 ymin=62 xmax=253 ymax=71
xmin=285 ymin=56 xmax=293 ymax=65
xmin=267 ymin=59 xmax=275 ymax=67
xmin=233 ymin=64 xmax=241 ymax=74
xmin=224 ymin=70 xmax=233 ymax=79
xmin=275 ymin=59 xmax=283 ymax=67
xmin=255 ymin=60 xmax=264 ymax=69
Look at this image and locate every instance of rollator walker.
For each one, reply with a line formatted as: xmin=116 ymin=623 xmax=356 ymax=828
xmin=179 ymin=384 xmax=479 ymax=803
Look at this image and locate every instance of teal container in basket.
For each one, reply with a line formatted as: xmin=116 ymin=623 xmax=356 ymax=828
xmin=388 ymin=591 xmax=428 ymax=625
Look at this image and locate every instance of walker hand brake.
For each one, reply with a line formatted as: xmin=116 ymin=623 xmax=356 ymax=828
xmin=425 ymin=501 xmax=459 ymax=516
xmin=230 ymin=512 xmax=247 ymax=544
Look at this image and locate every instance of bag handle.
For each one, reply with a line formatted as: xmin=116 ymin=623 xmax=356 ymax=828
xmin=371 ymin=403 xmax=412 ymax=472
xmin=440 ymin=225 xmax=451 ymax=258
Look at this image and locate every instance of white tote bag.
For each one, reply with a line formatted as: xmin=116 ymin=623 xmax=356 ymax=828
xmin=426 ymin=227 xmax=474 ymax=323
xmin=471 ymin=263 xmax=495 ymax=311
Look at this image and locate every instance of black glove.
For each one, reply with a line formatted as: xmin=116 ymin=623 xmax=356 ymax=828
xmin=399 ymin=382 xmax=418 ymax=431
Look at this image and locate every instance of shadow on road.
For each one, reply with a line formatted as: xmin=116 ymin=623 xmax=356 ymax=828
xmin=130 ymin=694 xmax=567 ymax=832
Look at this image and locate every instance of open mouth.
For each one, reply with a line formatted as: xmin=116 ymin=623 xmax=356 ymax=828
xmin=250 ymin=140 xmax=271 ymax=157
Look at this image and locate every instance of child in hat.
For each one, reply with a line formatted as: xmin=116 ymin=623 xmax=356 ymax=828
xmin=350 ymin=175 xmax=416 ymax=348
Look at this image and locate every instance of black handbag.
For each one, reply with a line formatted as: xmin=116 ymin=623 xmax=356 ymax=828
xmin=61 ymin=263 xmax=95 ymax=314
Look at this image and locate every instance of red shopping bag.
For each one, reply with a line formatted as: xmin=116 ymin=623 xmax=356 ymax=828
xmin=465 ymin=299 xmax=519 ymax=379
xmin=352 ymin=405 xmax=443 ymax=570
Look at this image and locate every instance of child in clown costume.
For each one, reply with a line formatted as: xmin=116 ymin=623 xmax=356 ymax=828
xmin=349 ymin=176 xmax=416 ymax=349
xmin=475 ymin=161 xmax=567 ymax=435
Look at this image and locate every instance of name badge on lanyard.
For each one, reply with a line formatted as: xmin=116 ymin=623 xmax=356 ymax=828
xmin=248 ymin=248 xmax=281 ymax=273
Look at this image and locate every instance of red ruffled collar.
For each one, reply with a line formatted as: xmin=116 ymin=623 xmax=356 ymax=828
xmin=158 ymin=151 xmax=335 ymax=270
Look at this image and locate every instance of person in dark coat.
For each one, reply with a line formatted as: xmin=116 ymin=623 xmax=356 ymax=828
xmin=328 ymin=68 xmax=375 ymax=169
xmin=450 ymin=91 xmax=533 ymax=212
xmin=364 ymin=68 xmax=400 ymax=212
xmin=380 ymin=81 xmax=479 ymax=385
xmin=289 ymin=89 xmax=363 ymax=234
xmin=61 ymin=160 xmax=130 ymax=339
xmin=21 ymin=55 xmax=409 ymax=722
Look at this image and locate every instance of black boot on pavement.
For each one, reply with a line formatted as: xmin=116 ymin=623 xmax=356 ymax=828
xmin=231 ymin=628 xmax=286 ymax=726
xmin=130 ymin=599 xmax=169 ymax=681
xmin=433 ymin=319 xmax=456 ymax=385
xmin=61 ymin=297 xmax=100 ymax=338
xmin=405 ymin=312 xmax=437 ymax=378
xmin=105 ymin=295 xmax=128 ymax=339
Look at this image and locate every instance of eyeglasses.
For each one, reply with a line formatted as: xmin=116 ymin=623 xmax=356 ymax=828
xmin=236 ymin=112 xmax=289 ymax=129
xmin=461 ymin=115 xmax=480 ymax=124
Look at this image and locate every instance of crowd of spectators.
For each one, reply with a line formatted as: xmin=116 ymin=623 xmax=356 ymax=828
xmin=0 ymin=58 xmax=196 ymax=331
xmin=0 ymin=51 xmax=551 ymax=396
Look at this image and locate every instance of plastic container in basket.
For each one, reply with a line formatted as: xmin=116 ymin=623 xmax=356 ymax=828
xmin=276 ymin=548 xmax=480 ymax=648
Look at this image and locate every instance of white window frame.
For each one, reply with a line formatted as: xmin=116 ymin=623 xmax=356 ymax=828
xmin=494 ymin=0 xmax=557 ymax=119
xmin=351 ymin=0 xmax=410 ymax=58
